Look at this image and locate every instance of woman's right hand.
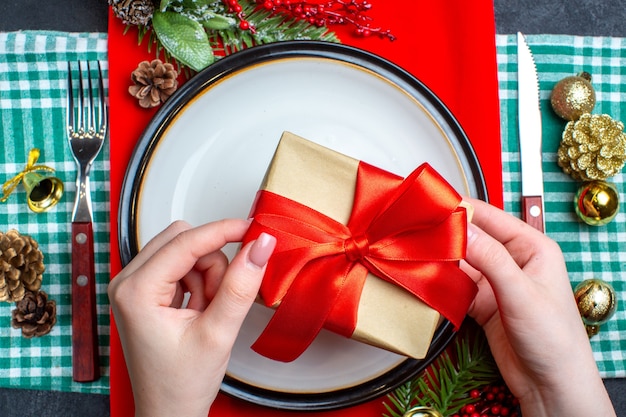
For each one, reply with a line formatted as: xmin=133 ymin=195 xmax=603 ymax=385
xmin=462 ymin=198 xmax=615 ymax=417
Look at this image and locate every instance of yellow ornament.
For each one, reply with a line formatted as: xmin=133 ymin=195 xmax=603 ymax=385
xmin=575 ymin=180 xmax=619 ymax=226
xmin=574 ymin=279 xmax=617 ymax=329
xmin=1 ymin=148 xmax=64 ymax=213
xmin=557 ymin=113 xmax=626 ymax=181
xmin=551 ymin=72 xmax=596 ymax=121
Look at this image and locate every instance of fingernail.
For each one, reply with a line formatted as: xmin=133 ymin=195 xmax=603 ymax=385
xmin=467 ymin=223 xmax=478 ymax=245
xmin=248 ymin=233 xmax=276 ymax=268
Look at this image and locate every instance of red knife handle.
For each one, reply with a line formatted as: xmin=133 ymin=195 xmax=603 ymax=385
xmin=71 ymin=221 xmax=100 ymax=382
xmin=522 ymin=195 xmax=545 ymax=233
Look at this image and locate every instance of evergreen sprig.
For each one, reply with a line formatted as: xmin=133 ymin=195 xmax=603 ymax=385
xmin=137 ymin=0 xmax=338 ymax=72
xmin=215 ymin=0 xmax=339 ymax=56
xmin=383 ymin=330 xmax=501 ymax=417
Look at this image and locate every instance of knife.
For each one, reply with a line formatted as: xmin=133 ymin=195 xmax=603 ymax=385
xmin=517 ymin=32 xmax=545 ymax=233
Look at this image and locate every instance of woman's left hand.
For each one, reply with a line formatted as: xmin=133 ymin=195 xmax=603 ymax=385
xmin=108 ymin=219 xmax=276 ymax=417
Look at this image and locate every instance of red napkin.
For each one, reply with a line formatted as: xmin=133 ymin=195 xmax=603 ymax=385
xmin=108 ymin=2 xmax=502 ymax=416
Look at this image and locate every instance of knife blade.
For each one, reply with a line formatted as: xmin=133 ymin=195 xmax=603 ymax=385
xmin=517 ymin=32 xmax=545 ymax=233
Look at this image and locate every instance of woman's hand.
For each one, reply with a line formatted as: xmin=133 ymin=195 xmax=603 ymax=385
xmin=108 ymin=219 xmax=276 ymax=417
xmin=463 ymin=198 xmax=615 ymax=417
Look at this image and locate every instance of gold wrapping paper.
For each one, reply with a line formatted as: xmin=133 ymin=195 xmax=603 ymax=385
xmin=256 ymin=131 xmax=442 ymax=359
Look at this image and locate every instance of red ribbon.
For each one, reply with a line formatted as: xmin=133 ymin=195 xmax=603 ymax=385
xmin=244 ymin=162 xmax=477 ymax=362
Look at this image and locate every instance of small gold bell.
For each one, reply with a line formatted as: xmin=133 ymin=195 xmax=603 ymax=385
xmin=1 ymin=148 xmax=64 ymax=213
xmin=22 ymin=171 xmax=64 ymax=213
xmin=403 ymin=406 xmax=444 ymax=417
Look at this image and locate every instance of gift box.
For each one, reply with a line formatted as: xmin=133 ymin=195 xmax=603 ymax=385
xmin=244 ymin=132 xmax=477 ymax=362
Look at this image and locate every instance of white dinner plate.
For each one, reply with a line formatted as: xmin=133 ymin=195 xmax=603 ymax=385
xmin=118 ymin=41 xmax=487 ymax=411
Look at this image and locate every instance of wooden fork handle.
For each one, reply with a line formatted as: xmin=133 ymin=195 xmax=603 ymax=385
xmin=71 ymin=221 xmax=100 ymax=382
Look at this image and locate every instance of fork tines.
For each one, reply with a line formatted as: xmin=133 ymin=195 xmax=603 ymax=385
xmin=66 ymin=61 xmax=107 ymax=140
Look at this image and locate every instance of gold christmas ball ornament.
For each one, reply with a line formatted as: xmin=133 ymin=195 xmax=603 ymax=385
xmin=551 ymin=72 xmax=596 ymax=121
xmin=574 ymin=279 xmax=617 ymax=327
xmin=575 ymin=180 xmax=620 ymax=226
xmin=557 ymin=113 xmax=626 ymax=181
xmin=402 ymin=406 xmax=444 ymax=417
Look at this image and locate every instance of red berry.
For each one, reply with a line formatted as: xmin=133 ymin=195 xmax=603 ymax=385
xmin=465 ymin=405 xmax=476 ymax=413
xmin=263 ymin=0 xmax=393 ymax=40
xmin=470 ymin=389 xmax=481 ymax=399
xmin=239 ymin=20 xmax=250 ymax=29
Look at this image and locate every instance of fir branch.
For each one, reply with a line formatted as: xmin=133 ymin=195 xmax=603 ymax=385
xmin=383 ymin=378 xmax=422 ymax=417
xmin=382 ymin=330 xmax=501 ymax=417
xmin=217 ymin=0 xmax=339 ymax=55
xmin=132 ymin=0 xmax=339 ymax=73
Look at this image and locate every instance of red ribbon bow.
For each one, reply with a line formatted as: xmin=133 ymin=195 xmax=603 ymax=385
xmin=244 ymin=162 xmax=477 ymax=362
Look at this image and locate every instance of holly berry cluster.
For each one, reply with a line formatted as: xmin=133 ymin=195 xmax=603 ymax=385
xmin=223 ymin=0 xmax=394 ymax=39
xmin=453 ymin=384 xmax=520 ymax=417
xmin=223 ymin=0 xmax=256 ymax=31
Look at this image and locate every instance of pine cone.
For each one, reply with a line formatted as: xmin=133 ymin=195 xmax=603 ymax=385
xmin=12 ymin=290 xmax=57 ymax=338
xmin=557 ymin=113 xmax=626 ymax=181
xmin=129 ymin=59 xmax=179 ymax=108
xmin=109 ymin=0 xmax=155 ymax=26
xmin=0 ymin=230 xmax=45 ymax=303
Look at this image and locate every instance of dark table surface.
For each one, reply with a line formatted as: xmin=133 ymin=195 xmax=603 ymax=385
xmin=0 ymin=0 xmax=624 ymax=416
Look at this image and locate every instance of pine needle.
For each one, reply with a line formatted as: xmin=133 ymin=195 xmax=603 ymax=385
xmin=382 ymin=328 xmax=501 ymax=417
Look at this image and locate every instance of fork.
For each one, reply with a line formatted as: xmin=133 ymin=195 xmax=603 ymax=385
xmin=66 ymin=61 xmax=107 ymax=382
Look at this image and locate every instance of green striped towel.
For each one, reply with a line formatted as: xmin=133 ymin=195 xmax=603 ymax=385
xmin=497 ymin=34 xmax=625 ymax=378
xmin=0 ymin=31 xmax=109 ymax=394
